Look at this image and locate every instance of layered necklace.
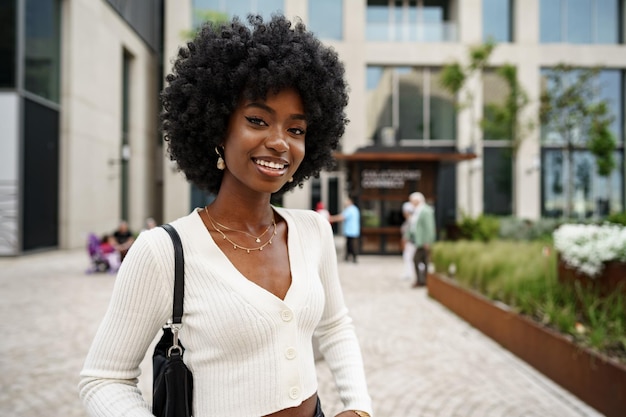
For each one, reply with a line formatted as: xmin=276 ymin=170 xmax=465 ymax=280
xmin=204 ymin=207 xmax=277 ymax=254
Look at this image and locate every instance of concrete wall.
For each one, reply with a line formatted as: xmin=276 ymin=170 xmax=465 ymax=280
xmin=162 ymin=0 xmax=193 ymax=223
xmin=0 ymin=93 xmax=20 ymax=255
xmin=59 ymin=0 xmax=160 ymax=248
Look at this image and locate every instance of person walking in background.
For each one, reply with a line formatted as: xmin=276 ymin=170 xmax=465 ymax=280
xmin=330 ymin=197 xmax=360 ymax=263
xmin=400 ymin=197 xmax=416 ymax=280
xmin=79 ymin=14 xmax=372 ymax=417
xmin=407 ymin=192 xmax=436 ymax=288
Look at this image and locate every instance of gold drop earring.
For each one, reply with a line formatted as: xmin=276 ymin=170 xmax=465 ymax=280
xmin=215 ymin=146 xmax=225 ymax=170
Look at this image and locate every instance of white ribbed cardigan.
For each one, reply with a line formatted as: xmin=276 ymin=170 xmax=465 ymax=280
xmin=79 ymin=207 xmax=373 ymax=417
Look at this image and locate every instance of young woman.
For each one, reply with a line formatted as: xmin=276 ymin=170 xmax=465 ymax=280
xmin=79 ymin=14 xmax=373 ymax=417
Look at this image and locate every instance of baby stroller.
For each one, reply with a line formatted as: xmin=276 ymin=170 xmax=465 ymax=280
xmin=86 ymin=233 xmax=120 ymax=273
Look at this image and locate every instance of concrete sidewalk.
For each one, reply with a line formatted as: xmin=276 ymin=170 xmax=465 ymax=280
xmin=0 ymin=249 xmax=603 ymax=416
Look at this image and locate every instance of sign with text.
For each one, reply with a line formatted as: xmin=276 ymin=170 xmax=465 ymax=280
xmin=361 ymin=169 xmax=421 ymax=189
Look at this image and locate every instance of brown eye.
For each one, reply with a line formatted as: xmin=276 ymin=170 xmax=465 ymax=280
xmin=246 ymin=116 xmax=267 ymax=126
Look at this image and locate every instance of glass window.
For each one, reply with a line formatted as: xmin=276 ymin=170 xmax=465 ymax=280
xmin=597 ymin=0 xmax=619 ymax=43
xmin=0 ymin=0 xmax=16 ymax=88
xmin=483 ymin=69 xmax=512 ymax=140
xmin=540 ymin=0 xmax=562 ymax=43
xmin=429 ymin=68 xmax=456 ymax=140
xmin=397 ymin=67 xmax=424 ymax=139
xmin=366 ymin=0 xmax=390 ymax=41
xmin=422 ymin=0 xmax=449 ymax=41
xmin=483 ymin=0 xmax=511 ymax=42
xmin=541 ymin=67 xmax=624 ymax=217
xmin=567 ymin=0 xmax=592 ymax=44
xmin=541 ymin=68 xmax=623 ymax=146
xmin=540 ymin=0 xmax=620 ymax=44
xmin=309 ymin=0 xmax=343 ymax=40
xmin=542 ymin=149 xmax=623 ymax=217
xmin=24 ymin=0 xmax=61 ymax=102
xmin=367 ymin=0 xmax=455 ymax=42
xmin=483 ymin=146 xmax=512 ymax=215
xmin=366 ymin=66 xmax=456 ymax=143
xmin=366 ymin=66 xmax=393 ymax=143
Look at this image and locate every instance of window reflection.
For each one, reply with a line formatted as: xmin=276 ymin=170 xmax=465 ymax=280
xmin=540 ymin=67 xmax=624 ymax=216
xmin=541 ymin=68 xmax=622 ymax=145
xmin=540 ymin=0 xmax=619 ymax=44
xmin=366 ymin=0 xmax=456 ymax=42
xmin=308 ymin=0 xmax=342 ymax=40
xmin=24 ymin=0 xmax=60 ymax=102
xmin=542 ymin=150 xmax=623 ymax=217
xmin=483 ymin=69 xmax=512 ymax=140
xmin=482 ymin=0 xmax=511 ymax=42
xmin=366 ymin=66 xmax=455 ymax=144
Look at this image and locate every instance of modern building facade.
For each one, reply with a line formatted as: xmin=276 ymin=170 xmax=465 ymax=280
xmin=174 ymin=0 xmax=626 ymax=253
xmin=1 ymin=0 xmax=163 ymax=255
xmin=3 ymin=0 xmax=624 ymax=255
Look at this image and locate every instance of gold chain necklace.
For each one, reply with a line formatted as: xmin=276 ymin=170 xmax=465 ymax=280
xmin=204 ymin=205 xmax=272 ymax=243
xmin=205 ymin=209 xmax=277 ymax=254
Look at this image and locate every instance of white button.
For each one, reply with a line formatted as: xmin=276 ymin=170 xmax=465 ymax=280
xmin=285 ymin=347 xmax=297 ymax=359
xmin=281 ymin=310 xmax=293 ymax=322
xmin=289 ymin=386 xmax=301 ymax=399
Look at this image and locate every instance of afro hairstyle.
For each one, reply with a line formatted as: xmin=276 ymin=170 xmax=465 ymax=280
xmin=161 ymin=14 xmax=349 ymax=196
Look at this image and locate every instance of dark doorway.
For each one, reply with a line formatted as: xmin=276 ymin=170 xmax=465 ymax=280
xmin=22 ymin=98 xmax=59 ymax=251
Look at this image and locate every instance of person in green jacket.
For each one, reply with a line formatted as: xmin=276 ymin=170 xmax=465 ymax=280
xmin=406 ymin=192 xmax=436 ymax=287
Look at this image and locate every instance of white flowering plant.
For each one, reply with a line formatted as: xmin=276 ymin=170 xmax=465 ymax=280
xmin=553 ymin=223 xmax=626 ymax=277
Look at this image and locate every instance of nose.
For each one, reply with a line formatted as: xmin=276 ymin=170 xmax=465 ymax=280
xmin=265 ymin=129 xmax=289 ymax=153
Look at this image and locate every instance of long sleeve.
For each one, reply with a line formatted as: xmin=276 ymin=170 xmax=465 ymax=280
xmin=79 ymin=229 xmax=173 ymax=417
xmin=313 ymin=216 xmax=373 ymax=415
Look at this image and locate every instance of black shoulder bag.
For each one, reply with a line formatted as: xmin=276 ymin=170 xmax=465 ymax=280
xmin=152 ymin=224 xmax=193 ymax=417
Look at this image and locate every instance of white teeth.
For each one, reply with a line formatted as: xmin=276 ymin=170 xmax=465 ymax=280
xmin=255 ymin=159 xmax=285 ymax=169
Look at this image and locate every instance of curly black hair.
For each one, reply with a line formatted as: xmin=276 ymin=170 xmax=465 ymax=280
xmin=161 ymin=14 xmax=349 ymax=196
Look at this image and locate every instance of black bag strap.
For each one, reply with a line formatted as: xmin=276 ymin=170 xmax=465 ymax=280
xmin=160 ymin=224 xmax=184 ymax=326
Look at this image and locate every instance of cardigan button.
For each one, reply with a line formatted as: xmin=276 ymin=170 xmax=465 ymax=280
xmin=285 ymin=347 xmax=297 ymax=359
xmin=289 ymin=386 xmax=301 ymax=399
xmin=280 ymin=310 xmax=293 ymax=322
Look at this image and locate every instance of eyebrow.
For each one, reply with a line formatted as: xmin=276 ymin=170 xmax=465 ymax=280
xmin=244 ymin=102 xmax=307 ymax=121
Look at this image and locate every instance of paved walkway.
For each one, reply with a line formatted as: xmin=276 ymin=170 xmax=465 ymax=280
xmin=0 ymin=249 xmax=603 ymax=417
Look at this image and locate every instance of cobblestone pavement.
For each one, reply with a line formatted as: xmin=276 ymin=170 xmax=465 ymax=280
xmin=0 ymin=249 xmax=603 ymax=417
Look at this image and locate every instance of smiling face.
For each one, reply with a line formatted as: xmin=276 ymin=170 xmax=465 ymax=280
xmin=220 ymin=88 xmax=307 ymax=196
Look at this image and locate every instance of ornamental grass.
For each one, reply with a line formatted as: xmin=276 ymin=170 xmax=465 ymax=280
xmin=431 ymin=240 xmax=626 ymax=364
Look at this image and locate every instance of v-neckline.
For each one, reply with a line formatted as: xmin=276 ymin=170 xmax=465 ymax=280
xmin=196 ymin=207 xmax=297 ymax=304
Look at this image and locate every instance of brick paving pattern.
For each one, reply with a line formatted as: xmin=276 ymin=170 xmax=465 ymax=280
xmin=0 ymin=249 xmax=603 ymax=416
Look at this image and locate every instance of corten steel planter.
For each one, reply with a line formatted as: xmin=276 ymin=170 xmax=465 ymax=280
xmin=427 ymin=273 xmax=626 ymax=417
xmin=557 ymin=255 xmax=626 ymax=296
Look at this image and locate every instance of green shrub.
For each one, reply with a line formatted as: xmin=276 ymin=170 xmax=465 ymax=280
xmin=606 ymin=211 xmax=626 ymax=226
xmin=498 ymin=217 xmax=562 ymax=241
xmin=457 ymin=214 xmax=500 ymax=242
xmin=432 ymin=240 xmax=626 ymax=363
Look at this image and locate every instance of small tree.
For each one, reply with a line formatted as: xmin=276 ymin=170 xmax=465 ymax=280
xmin=440 ymin=41 xmax=532 ymax=216
xmin=440 ymin=41 xmax=495 ymax=149
xmin=181 ymin=10 xmax=230 ymax=40
xmin=540 ymin=64 xmax=615 ymax=218
xmin=587 ymin=102 xmax=617 ymax=214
